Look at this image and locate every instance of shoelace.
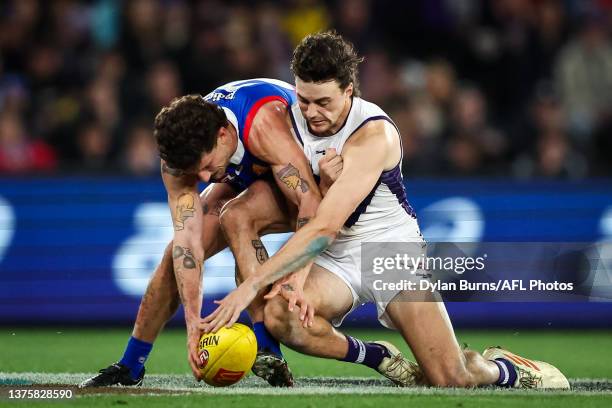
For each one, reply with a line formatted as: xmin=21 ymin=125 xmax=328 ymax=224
xmin=387 ymin=353 xmax=427 ymax=386
xmin=517 ymin=367 xmax=543 ymax=389
xmin=385 ymin=353 xmax=418 ymax=385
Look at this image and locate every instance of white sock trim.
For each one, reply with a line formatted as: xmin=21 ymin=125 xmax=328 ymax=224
xmin=497 ymin=360 xmax=509 ymax=385
xmin=356 ymin=339 xmax=366 ymax=364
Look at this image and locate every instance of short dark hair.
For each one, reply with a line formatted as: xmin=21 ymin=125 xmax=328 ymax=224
xmin=291 ymin=31 xmax=364 ymax=97
xmin=154 ymin=94 xmax=228 ymax=170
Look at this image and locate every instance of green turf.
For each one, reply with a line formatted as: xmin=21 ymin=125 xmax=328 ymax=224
xmin=1 ymin=328 xmax=611 ymax=407
xmin=3 ymin=394 xmax=612 ymax=408
xmin=1 ymin=328 xmax=611 ymax=379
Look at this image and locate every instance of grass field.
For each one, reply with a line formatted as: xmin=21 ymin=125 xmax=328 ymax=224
xmin=1 ymin=327 xmax=612 ymax=407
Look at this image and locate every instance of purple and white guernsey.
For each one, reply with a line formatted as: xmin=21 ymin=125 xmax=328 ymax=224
xmin=289 ymin=97 xmax=417 ymax=239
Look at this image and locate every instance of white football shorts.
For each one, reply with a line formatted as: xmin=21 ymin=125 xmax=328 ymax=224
xmin=314 ymin=215 xmax=428 ymax=329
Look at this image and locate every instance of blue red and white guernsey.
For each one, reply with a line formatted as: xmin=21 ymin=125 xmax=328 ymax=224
xmin=203 ymin=78 xmax=296 ymax=191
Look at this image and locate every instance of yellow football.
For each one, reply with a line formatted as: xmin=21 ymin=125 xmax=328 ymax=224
xmin=198 ymin=323 xmax=257 ymax=386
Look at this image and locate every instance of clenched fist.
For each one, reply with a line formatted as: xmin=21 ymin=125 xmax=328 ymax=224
xmin=318 ymin=148 xmax=343 ymax=195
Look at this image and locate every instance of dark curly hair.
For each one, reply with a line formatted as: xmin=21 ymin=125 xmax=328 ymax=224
xmin=291 ymin=31 xmax=364 ymax=97
xmin=154 ymin=94 xmax=228 ymax=170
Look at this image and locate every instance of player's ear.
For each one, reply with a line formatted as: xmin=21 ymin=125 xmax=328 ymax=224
xmin=216 ymin=126 xmax=228 ymax=146
xmin=345 ymin=83 xmax=354 ymax=98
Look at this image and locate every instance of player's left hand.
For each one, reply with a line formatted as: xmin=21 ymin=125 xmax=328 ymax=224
xmin=264 ymin=272 xmax=315 ymax=328
xmin=318 ymin=148 xmax=343 ymax=192
xmin=201 ymin=279 xmax=257 ymax=333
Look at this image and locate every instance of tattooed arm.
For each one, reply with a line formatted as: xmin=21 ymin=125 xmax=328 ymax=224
xmin=247 ymin=100 xmax=322 ymax=232
xmin=263 ymin=213 xmax=316 ymax=327
xmin=246 ymin=101 xmax=322 ymax=310
xmin=202 ymin=120 xmax=400 ymax=332
xmin=160 ymin=160 xmax=205 ymax=379
xmin=249 ymin=121 xmax=400 ymax=286
xmin=273 ymin=162 xmax=317 ymax=287
xmin=246 ymin=101 xmax=322 ymax=290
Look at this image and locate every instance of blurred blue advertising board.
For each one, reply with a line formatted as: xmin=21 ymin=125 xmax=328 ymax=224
xmin=0 ymin=177 xmax=611 ymax=327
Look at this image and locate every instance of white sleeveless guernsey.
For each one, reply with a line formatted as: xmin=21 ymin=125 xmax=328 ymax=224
xmin=289 ymin=97 xmax=417 ymax=240
xmin=289 ymin=97 xmax=426 ymax=329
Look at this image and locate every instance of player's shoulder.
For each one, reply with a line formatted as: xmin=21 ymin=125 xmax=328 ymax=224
xmin=352 ymin=97 xmax=388 ymax=121
xmin=345 ymin=98 xmax=399 ymax=155
xmin=349 ymin=97 xmax=395 ymax=137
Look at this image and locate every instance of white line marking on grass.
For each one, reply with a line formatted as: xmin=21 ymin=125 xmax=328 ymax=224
xmin=1 ymin=373 xmax=610 ymax=396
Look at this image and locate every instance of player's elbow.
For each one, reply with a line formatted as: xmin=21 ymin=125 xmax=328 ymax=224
xmin=320 ymin=225 xmax=339 ymax=242
xmin=310 ymin=219 xmax=339 ymax=244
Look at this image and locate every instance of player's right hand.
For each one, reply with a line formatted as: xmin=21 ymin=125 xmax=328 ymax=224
xmin=186 ymin=324 xmax=204 ymax=381
xmin=318 ymin=148 xmax=343 ymax=192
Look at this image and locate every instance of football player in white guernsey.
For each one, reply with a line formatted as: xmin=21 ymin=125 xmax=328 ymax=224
xmin=203 ymin=32 xmax=570 ymax=389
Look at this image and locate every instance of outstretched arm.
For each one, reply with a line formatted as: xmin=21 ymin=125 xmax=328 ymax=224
xmin=249 ymin=121 xmax=389 ymax=288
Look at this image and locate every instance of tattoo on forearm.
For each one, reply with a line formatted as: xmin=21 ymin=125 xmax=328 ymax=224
xmin=172 ymin=245 xmax=197 ymax=269
xmin=252 ymin=239 xmax=269 ymax=264
xmin=174 ymin=193 xmax=196 ymax=231
xmin=162 ymin=163 xmax=185 ymax=177
xmin=266 ymin=237 xmax=332 ymax=285
xmin=296 ymin=217 xmax=310 ymax=229
xmin=277 ymin=163 xmax=310 ymax=193
xmin=281 ymin=284 xmax=294 ymax=292
xmin=171 ymin=244 xmax=203 ymax=313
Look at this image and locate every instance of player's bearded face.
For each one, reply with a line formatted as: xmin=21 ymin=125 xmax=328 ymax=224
xmin=197 ymin=145 xmax=230 ymax=182
xmin=296 ymin=78 xmax=353 ymax=136
xmin=196 ymin=127 xmax=236 ymax=182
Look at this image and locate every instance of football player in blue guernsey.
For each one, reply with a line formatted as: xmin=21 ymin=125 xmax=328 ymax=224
xmin=202 ymin=32 xmax=570 ymax=389
xmin=80 ymin=79 xmax=330 ymax=388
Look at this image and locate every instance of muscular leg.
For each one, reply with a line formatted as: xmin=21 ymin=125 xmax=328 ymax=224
xmin=132 ymin=183 xmax=236 ymax=343
xmin=218 ymin=179 xmax=302 ymax=386
xmin=263 ymin=264 xmax=355 ymax=359
xmin=219 ymin=180 xmax=293 ymax=322
xmin=384 ymin=291 xmax=499 ymax=387
xmin=217 ymin=182 xmax=424 ymax=385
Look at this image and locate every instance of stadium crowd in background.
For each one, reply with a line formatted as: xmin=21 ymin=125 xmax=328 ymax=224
xmin=0 ymin=0 xmax=611 ymax=178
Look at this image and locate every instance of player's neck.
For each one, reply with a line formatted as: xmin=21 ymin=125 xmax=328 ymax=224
xmin=227 ymin=123 xmax=239 ymax=155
